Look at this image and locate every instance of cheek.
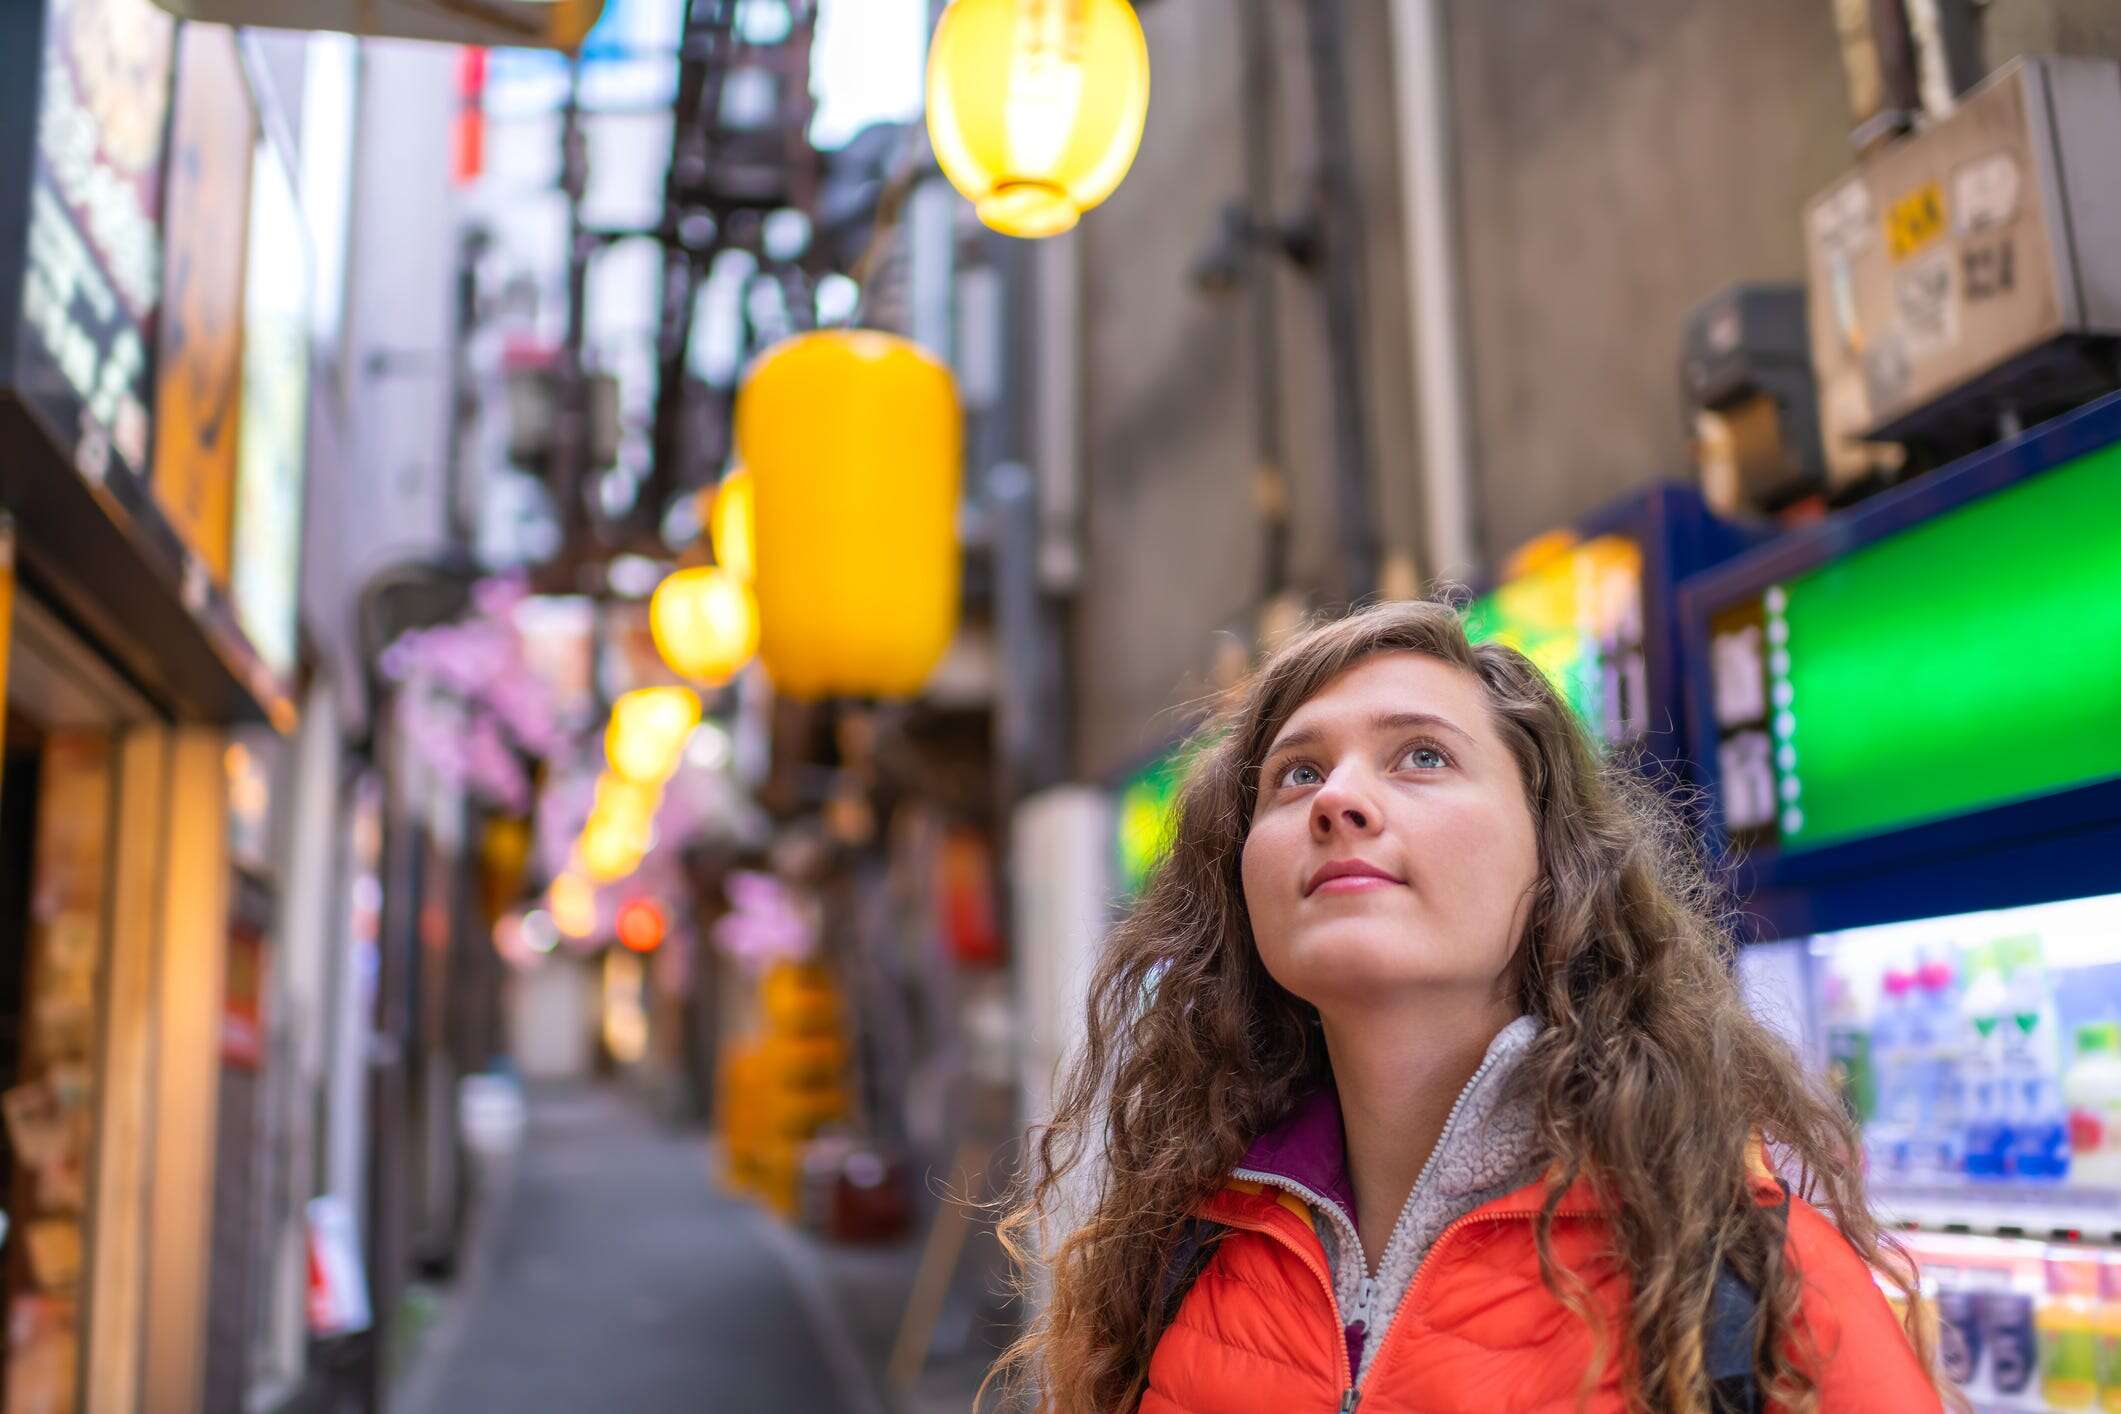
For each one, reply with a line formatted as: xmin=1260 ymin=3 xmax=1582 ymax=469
xmin=1409 ymin=798 xmax=1539 ymax=931
xmin=1239 ymin=817 xmax=1296 ymax=938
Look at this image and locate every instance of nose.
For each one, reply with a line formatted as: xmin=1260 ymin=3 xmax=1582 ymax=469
xmin=1311 ymin=768 xmax=1382 ymax=839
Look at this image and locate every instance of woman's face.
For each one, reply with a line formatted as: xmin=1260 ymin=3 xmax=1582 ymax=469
xmin=1241 ymin=651 xmax=1540 ymax=1010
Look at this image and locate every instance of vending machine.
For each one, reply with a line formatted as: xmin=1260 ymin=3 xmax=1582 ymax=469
xmin=1678 ymin=390 xmax=2121 ymax=1410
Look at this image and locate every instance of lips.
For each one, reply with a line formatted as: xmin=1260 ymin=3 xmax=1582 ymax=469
xmin=1304 ymin=857 xmax=1405 ymax=896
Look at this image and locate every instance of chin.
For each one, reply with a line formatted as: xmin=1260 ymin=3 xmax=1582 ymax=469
xmin=1263 ymin=925 xmax=1462 ymax=1006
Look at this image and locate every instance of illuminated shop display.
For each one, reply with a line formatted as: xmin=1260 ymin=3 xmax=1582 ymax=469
xmin=1115 ymin=743 xmax=1188 ymax=900
xmin=1463 ymin=534 xmax=1648 ymax=746
xmin=1703 ymin=432 xmax=2121 ymax=856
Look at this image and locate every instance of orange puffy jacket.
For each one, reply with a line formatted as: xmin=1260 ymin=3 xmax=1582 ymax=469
xmin=1143 ymin=1159 xmax=1941 ymax=1413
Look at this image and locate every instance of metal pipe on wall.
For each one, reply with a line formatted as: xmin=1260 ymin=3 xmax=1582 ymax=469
xmin=1387 ymin=0 xmax=1479 ymax=585
xmin=1302 ymin=0 xmax=1381 ymax=607
xmin=1241 ymin=0 xmax=1292 ymax=600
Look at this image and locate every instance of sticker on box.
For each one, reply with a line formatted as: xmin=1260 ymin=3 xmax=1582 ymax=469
xmin=1810 ymin=178 xmax=1874 ymax=258
xmin=1862 ymin=334 xmax=1913 ymax=414
xmin=1884 ymin=180 xmax=1948 ymax=262
xmin=1952 ymin=152 xmax=2021 ymax=235
xmin=1963 ymin=234 xmax=2016 ymax=301
xmin=1894 ymin=248 xmax=1958 ymax=357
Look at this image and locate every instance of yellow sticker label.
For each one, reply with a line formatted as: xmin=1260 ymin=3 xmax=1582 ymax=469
xmin=1885 ymin=181 xmax=1948 ymax=262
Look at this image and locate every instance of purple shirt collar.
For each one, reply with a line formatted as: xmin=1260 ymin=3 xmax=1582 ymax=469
xmin=1235 ymin=1084 xmax=1359 ymax=1232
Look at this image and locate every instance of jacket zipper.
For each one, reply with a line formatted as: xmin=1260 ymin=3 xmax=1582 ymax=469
xmin=1358 ymin=1199 xmax=1602 ymax=1393
xmin=1211 ymin=1207 xmax=1356 ymax=1408
xmin=1229 ymin=1037 xmax=1517 ymax=1317
xmin=1228 ymin=1028 xmax=1529 ymax=1405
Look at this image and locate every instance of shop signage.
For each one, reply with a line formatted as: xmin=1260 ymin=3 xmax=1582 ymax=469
xmin=149 ymin=0 xmax=604 ymax=50
xmin=1115 ymin=736 xmax=1214 ymax=900
xmin=152 ymin=25 xmax=256 ymax=582
xmin=1703 ymin=434 xmax=2121 ymax=855
xmin=16 ymin=0 xmax=176 ymax=483
xmin=1463 ymin=534 xmax=1648 ymax=747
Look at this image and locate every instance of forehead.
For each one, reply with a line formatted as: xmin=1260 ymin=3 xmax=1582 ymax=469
xmin=1270 ymin=652 xmax=1495 ymax=745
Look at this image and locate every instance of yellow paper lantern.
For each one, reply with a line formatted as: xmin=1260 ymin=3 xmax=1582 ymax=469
xmin=650 ymin=566 xmax=760 ymax=684
xmin=605 ymin=686 xmax=701 ymax=784
xmin=710 ymin=467 xmax=757 ymax=580
xmin=736 ymin=331 xmax=962 ymax=700
xmin=549 ymin=871 xmax=598 ymax=940
xmin=926 ymin=0 xmax=1151 ymax=238
xmin=579 ymin=813 xmax=648 ymax=883
xmin=593 ymin=773 xmax=662 ymax=833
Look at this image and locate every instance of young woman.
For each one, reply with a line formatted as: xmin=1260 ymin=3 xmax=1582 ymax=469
xmin=996 ymin=601 xmax=1941 ymax=1413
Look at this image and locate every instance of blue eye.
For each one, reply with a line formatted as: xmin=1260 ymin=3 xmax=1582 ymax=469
xmin=1276 ymin=761 xmax=1323 ymax=789
xmin=1399 ymin=743 xmax=1450 ymax=771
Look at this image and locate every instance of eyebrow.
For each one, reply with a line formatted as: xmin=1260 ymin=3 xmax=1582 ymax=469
xmin=1264 ymin=710 xmax=1477 ymax=761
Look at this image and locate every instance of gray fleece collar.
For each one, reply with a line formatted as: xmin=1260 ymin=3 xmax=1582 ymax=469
xmin=1232 ymin=1016 xmax=1545 ymax=1385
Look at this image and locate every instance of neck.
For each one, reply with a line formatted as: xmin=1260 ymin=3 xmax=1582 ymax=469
xmin=1320 ymin=988 xmax=1517 ymax=1270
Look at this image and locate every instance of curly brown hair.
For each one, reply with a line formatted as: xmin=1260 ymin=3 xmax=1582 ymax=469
xmin=988 ymin=598 xmax=1937 ymax=1413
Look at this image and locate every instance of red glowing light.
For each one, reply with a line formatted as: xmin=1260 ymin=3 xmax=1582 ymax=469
xmin=616 ymin=898 xmax=667 ymax=954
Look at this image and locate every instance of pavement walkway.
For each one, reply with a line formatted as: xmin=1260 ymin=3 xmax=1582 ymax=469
xmin=393 ymin=1085 xmax=887 ymax=1414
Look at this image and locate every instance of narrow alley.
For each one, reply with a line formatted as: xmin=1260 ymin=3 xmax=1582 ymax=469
xmin=395 ymin=1087 xmax=886 ymax=1414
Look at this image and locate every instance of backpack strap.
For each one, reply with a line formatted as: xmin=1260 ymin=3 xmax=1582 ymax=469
xmin=1159 ymin=1218 xmax=1226 ymax=1323
xmin=1706 ymin=1179 xmax=1792 ymax=1414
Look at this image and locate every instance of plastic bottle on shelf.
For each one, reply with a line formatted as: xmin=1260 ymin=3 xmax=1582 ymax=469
xmin=1914 ymin=955 xmax=1965 ymax=1180
xmin=1870 ymin=968 xmax=1918 ymax=1179
xmin=2004 ymin=955 xmax=2072 ymax=1183
xmin=2043 ymin=1250 xmax=2102 ymax=1410
xmin=1965 ymin=952 xmax=2013 ymax=1181
xmin=1821 ymin=970 xmax=1876 ymax=1127
xmin=2096 ymin=1254 xmax=2121 ymax=1413
xmin=1982 ymin=1272 xmax=2043 ymax=1408
xmin=2067 ymin=1023 xmax=2121 ymax=1189
xmin=1934 ymin=1266 xmax=1984 ymax=1395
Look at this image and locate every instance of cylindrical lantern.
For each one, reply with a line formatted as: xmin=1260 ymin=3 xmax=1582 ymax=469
xmin=926 ymin=0 xmax=1151 ymax=238
xmin=605 ymin=686 xmax=701 ymax=784
xmin=650 ymin=565 xmax=760 ymax=684
xmin=710 ymin=467 xmax=757 ymax=581
xmin=737 ymin=331 xmax=963 ymax=700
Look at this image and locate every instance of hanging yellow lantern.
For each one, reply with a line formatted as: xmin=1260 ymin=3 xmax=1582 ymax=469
xmin=579 ymin=813 xmax=648 ymax=884
xmin=650 ymin=565 xmax=760 ymax=684
xmin=737 ymin=331 xmax=963 ymax=700
xmin=593 ymin=773 xmax=662 ymax=834
xmin=605 ymin=686 xmax=701 ymax=784
xmin=926 ymin=0 xmax=1151 ymax=239
xmin=710 ymin=467 xmax=757 ymax=580
xmin=549 ymin=871 xmax=598 ymax=940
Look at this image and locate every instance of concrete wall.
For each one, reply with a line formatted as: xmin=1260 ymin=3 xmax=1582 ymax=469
xmin=1071 ymin=0 xmax=1420 ymax=779
xmin=1061 ymin=0 xmax=2121 ymax=779
xmin=1444 ymin=0 xmax=1851 ymax=562
xmin=1982 ymin=0 xmax=2121 ymax=58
